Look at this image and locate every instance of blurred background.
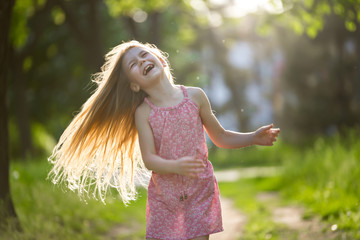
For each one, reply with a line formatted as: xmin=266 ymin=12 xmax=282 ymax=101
xmin=2 ymin=0 xmax=360 ymax=239
xmin=7 ymin=0 xmax=360 ymax=159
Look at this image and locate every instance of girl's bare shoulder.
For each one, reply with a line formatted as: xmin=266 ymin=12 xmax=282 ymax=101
xmin=135 ymin=101 xmax=152 ymax=121
xmin=185 ymin=86 xmax=208 ymax=106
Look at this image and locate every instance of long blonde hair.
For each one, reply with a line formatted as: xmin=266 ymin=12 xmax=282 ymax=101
xmin=48 ymin=40 xmax=173 ymax=204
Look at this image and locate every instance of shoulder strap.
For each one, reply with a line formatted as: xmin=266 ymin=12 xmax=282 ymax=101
xmin=144 ymin=97 xmax=157 ymax=110
xmin=180 ymin=85 xmax=188 ymax=97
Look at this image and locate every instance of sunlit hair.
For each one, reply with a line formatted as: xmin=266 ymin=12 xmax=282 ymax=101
xmin=48 ymin=40 xmax=173 ymax=204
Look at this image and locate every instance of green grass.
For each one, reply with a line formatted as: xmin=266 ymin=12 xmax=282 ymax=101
xmin=218 ymin=129 xmax=360 ymax=239
xmin=3 ymin=158 xmax=147 ymax=240
xmin=210 ymin=139 xmax=293 ymax=169
xmin=3 ymin=129 xmax=360 ymax=239
xmin=279 ymin=131 xmax=360 ymax=238
xmin=219 ymin=177 xmax=289 ymax=240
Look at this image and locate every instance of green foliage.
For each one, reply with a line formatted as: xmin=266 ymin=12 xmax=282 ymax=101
xmin=105 ymin=0 xmax=171 ymax=17
xmin=10 ymin=0 xmax=32 ymax=48
xmin=268 ymin=1 xmax=360 ymax=38
xmin=220 ymin=177 xmax=285 ymax=240
xmin=3 ymin=159 xmax=147 ymax=239
xmin=279 ymin=130 xmax=360 ymax=236
xmin=217 ymin=130 xmax=360 ymax=239
xmin=211 ymin=139 xmax=291 ymax=169
xmin=8 ymin=0 xmax=205 ymax=157
xmin=31 ymin=122 xmax=56 ymax=155
xmin=10 ymin=0 xmax=47 ymax=48
xmin=4 ymin=131 xmax=360 ymax=238
xmin=51 ymin=6 xmax=66 ymax=25
xmin=9 ymin=120 xmax=56 ymax=158
xmin=22 ymin=57 xmax=33 ymax=72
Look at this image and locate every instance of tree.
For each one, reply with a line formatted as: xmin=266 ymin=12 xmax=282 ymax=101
xmin=9 ymin=0 xmax=55 ymax=159
xmin=258 ymin=0 xmax=360 ymax=140
xmin=7 ymin=0 xmax=207 ymax=157
xmin=0 ymin=0 xmax=21 ymax=230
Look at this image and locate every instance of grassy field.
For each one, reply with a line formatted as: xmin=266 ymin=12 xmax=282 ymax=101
xmin=4 ymin=159 xmax=147 ymax=240
xmin=2 ymin=130 xmax=360 ymax=239
xmin=219 ymin=177 xmax=283 ymax=240
xmin=279 ymin=131 xmax=360 ymax=237
xmin=218 ymin=130 xmax=360 ymax=239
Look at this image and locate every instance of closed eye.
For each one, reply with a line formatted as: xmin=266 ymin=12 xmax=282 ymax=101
xmin=128 ymin=50 xmax=148 ymax=69
xmin=129 ymin=61 xmax=135 ymax=69
xmin=141 ymin=51 xmax=148 ymax=57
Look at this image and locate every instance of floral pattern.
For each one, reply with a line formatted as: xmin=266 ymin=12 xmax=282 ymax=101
xmin=144 ymin=85 xmax=223 ymax=240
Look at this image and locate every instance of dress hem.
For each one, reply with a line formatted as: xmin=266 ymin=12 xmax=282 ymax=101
xmin=146 ymin=227 xmax=224 ymax=240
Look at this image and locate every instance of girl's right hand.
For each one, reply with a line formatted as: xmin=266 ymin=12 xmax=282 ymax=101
xmin=175 ymin=156 xmax=205 ymax=178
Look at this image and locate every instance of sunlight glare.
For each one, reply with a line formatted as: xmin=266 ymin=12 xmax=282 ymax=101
xmin=209 ymin=0 xmax=284 ymax=18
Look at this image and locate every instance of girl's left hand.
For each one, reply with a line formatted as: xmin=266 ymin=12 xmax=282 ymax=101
xmin=253 ymin=124 xmax=280 ymax=146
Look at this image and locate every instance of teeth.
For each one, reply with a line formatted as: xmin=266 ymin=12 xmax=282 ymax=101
xmin=144 ymin=64 xmax=154 ymax=75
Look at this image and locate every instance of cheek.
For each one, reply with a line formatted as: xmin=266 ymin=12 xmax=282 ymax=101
xmin=122 ymin=66 xmax=136 ymax=79
xmin=127 ymin=69 xmax=143 ymax=84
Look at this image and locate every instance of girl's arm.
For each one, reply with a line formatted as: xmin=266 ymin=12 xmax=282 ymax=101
xmin=190 ymin=87 xmax=280 ymax=149
xmin=135 ymin=102 xmax=205 ymax=177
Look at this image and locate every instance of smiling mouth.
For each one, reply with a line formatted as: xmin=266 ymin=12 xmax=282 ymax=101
xmin=143 ymin=64 xmax=154 ymax=76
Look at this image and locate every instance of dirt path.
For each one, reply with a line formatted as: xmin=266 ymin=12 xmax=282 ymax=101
xmin=257 ymin=192 xmax=340 ymax=240
xmin=106 ymin=220 xmax=142 ymax=240
xmin=214 ymin=166 xmax=280 ymax=182
xmin=106 ymin=196 xmax=247 ymax=240
xmin=212 ymin=192 xmax=340 ymax=240
xmin=215 ymin=168 xmax=342 ymax=240
xmin=106 ymin=167 xmax=342 ymax=239
xmin=211 ymin=197 xmax=247 ymax=240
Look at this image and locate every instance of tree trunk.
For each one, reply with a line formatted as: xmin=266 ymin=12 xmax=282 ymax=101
xmin=87 ymin=0 xmax=104 ymax=70
xmin=0 ymin=0 xmax=21 ymax=231
xmin=149 ymin=11 xmax=161 ymax=46
xmin=125 ymin=16 xmax=139 ymax=40
xmin=56 ymin=0 xmax=104 ymax=70
xmin=8 ymin=0 xmax=54 ymax=160
xmin=12 ymin=54 xmax=33 ymax=159
xmin=353 ymin=16 xmax=360 ymax=123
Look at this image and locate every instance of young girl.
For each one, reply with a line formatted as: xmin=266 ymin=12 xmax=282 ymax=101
xmin=48 ymin=40 xmax=280 ymax=240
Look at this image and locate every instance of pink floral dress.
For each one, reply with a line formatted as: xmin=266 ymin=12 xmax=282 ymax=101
xmin=144 ymin=85 xmax=223 ymax=240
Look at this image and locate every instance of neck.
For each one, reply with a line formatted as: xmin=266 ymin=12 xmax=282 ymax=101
xmin=142 ymin=76 xmax=177 ymax=103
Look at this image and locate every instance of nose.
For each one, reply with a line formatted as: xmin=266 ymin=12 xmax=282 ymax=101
xmin=139 ymin=58 xmax=146 ymax=67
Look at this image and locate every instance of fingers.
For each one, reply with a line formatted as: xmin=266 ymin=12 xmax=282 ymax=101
xmin=186 ymin=167 xmax=205 ymax=178
xmin=262 ymin=124 xmax=280 ymax=136
xmin=263 ymin=123 xmax=279 ymax=131
xmin=187 ymin=160 xmax=205 ymax=173
xmin=178 ymin=156 xmax=206 ymax=177
xmin=263 ymin=132 xmax=278 ymax=146
xmin=184 ymin=167 xmax=205 ymax=178
xmin=181 ymin=156 xmax=204 ymax=164
xmin=263 ymin=123 xmax=274 ymax=131
xmin=270 ymin=130 xmax=280 ymax=138
xmin=268 ymin=126 xmax=280 ymax=138
xmin=270 ymin=128 xmax=280 ymax=134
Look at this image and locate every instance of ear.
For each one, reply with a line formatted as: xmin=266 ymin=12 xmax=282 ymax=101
xmin=130 ymin=82 xmax=140 ymax=92
xmin=159 ymin=57 xmax=167 ymax=67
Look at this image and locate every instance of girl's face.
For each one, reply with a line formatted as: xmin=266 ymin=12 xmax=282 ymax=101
xmin=122 ymin=47 xmax=166 ymax=92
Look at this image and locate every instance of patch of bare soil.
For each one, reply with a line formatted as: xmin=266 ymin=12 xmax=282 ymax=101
xmin=105 ymin=220 xmax=143 ymax=240
xmin=214 ymin=167 xmax=281 ymax=182
xmin=257 ymin=192 xmax=341 ymax=240
xmin=211 ymin=197 xmax=247 ymax=240
xmin=105 ymin=197 xmax=247 ymax=240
